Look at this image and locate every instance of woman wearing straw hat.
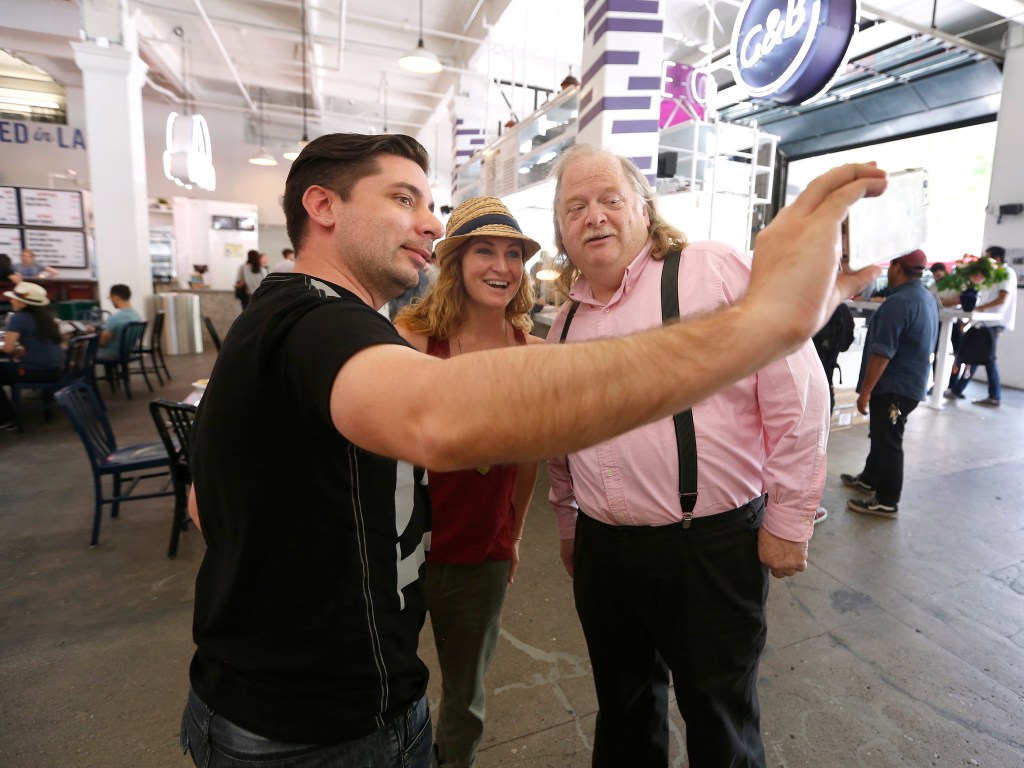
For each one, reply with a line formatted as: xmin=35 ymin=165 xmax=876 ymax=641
xmin=1 ymin=282 xmax=65 ymax=430
xmin=394 ymin=196 xmax=544 ymax=768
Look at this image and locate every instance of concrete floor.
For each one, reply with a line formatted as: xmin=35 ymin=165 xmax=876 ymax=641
xmin=2 ymin=344 xmax=1023 ymax=768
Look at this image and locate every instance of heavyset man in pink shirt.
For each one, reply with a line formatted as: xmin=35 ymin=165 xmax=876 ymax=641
xmin=546 ymin=144 xmax=830 ymax=768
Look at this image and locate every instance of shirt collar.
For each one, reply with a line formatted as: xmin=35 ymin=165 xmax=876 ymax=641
xmin=568 ymin=239 xmax=655 ymax=307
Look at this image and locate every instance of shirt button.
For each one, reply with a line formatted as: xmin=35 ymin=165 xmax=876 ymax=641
xmin=605 ymin=470 xmax=614 ymax=478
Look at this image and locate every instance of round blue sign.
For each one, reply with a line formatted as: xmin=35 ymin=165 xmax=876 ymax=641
xmin=730 ymin=0 xmax=859 ymax=105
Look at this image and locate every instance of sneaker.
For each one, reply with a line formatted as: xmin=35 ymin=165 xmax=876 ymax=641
xmin=943 ymin=389 xmax=965 ymax=400
xmin=972 ymin=397 xmax=1000 ymax=407
xmin=0 ymin=421 xmax=18 ymax=432
xmin=847 ymin=497 xmax=898 ymax=518
xmin=840 ymin=473 xmax=875 ymax=493
xmin=813 ymin=506 xmax=828 ymax=525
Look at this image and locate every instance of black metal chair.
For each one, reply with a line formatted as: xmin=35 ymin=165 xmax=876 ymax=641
xmin=149 ymin=399 xmax=197 ymax=558
xmin=54 ymin=382 xmax=173 ymax=547
xmin=97 ymin=320 xmax=154 ymax=400
xmin=10 ymin=333 xmax=101 ymax=431
xmin=202 ymin=315 xmax=222 ymax=352
xmin=139 ymin=311 xmax=172 ymax=385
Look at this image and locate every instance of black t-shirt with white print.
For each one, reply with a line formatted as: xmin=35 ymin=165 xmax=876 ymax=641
xmin=189 ymin=272 xmax=430 ymax=743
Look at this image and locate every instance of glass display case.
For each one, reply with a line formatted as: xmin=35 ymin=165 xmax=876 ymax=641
xmin=452 ymin=87 xmax=578 ymax=205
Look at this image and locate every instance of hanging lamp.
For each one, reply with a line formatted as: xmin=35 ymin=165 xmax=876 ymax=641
xmin=284 ymin=0 xmax=310 ymax=161
xmin=398 ymin=0 xmax=442 ymax=74
xmin=249 ymin=87 xmax=278 ymax=166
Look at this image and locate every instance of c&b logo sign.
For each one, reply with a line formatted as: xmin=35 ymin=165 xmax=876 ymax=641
xmin=730 ymin=0 xmax=858 ymax=105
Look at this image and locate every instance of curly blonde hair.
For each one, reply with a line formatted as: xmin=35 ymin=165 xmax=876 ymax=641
xmin=550 ymin=144 xmax=688 ymax=298
xmin=395 ymin=238 xmax=536 ymax=339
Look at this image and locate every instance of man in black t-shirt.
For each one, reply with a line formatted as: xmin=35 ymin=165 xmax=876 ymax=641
xmin=181 ymin=133 xmax=888 ymax=768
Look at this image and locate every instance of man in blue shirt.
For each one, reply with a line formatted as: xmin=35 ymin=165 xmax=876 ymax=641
xmin=841 ymin=249 xmax=938 ymax=517
xmin=96 ymin=284 xmax=142 ymax=361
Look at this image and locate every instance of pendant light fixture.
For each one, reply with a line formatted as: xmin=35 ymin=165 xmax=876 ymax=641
xmin=248 ymin=87 xmax=278 ymax=166
xmin=398 ymin=0 xmax=442 ymax=74
xmin=284 ymin=0 xmax=310 ymax=161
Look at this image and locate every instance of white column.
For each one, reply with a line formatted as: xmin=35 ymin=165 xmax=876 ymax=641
xmin=72 ymin=40 xmax=152 ymax=308
xmin=983 ymin=26 xmax=1024 ymax=388
xmin=577 ymin=0 xmax=665 ymax=183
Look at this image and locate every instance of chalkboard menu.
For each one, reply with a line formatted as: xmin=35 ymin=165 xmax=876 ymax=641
xmin=0 ymin=186 xmax=89 ymax=270
xmin=0 ymin=227 xmax=22 ymax=256
xmin=24 ymin=229 xmax=88 ymax=269
xmin=0 ymin=187 xmax=18 ymax=226
xmin=19 ymin=188 xmax=84 ymax=228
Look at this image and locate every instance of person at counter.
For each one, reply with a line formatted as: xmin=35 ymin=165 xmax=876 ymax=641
xmin=13 ymin=248 xmax=58 ymax=279
xmin=235 ymin=249 xmax=268 ymax=310
xmin=272 ymin=247 xmax=296 ymax=273
xmin=180 ymin=131 xmax=884 ymax=768
xmin=96 ymin=284 xmax=142 ymax=362
xmin=0 ymin=253 xmax=23 ymax=283
xmin=842 ymin=249 xmax=938 ymax=518
xmin=0 ymin=282 xmax=65 ymax=431
xmin=394 ymin=196 xmax=543 ymax=768
xmin=944 ymin=245 xmax=1017 ymax=407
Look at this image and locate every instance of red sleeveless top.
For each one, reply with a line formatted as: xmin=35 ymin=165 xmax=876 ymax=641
xmin=425 ymin=329 xmax=526 ymax=563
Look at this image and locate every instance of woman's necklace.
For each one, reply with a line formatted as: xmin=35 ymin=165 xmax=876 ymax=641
xmin=453 ymin=319 xmax=509 ymax=355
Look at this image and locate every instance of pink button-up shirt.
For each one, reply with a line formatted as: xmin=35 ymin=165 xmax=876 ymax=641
xmin=547 ymin=240 xmax=829 ymax=544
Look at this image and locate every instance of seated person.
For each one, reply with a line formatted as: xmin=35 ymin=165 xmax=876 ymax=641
xmin=96 ymin=284 xmax=142 ymax=361
xmin=0 ymin=282 xmax=65 ymax=431
xmin=13 ymin=248 xmax=58 ymax=279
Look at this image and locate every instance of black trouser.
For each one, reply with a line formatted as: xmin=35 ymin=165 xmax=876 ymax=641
xmin=573 ymin=499 xmax=769 ymax=768
xmin=859 ymin=393 xmax=918 ymax=506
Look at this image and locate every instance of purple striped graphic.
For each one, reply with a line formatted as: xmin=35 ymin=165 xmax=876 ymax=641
xmin=587 ymin=0 xmax=661 ymax=34
xmin=470 ymin=138 xmax=485 ymax=144
xmin=610 ymin=119 xmax=659 ymax=134
xmin=598 ymin=96 xmax=652 ymax=110
xmin=595 ymin=17 xmax=663 ymax=43
xmin=630 ymin=156 xmax=653 ymax=170
xmin=580 ymin=90 xmax=593 ymax=110
xmin=582 ymin=51 xmax=639 ymax=85
xmin=455 ymin=128 xmax=482 ymax=136
xmin=628 ymin=76 xmax=662 ymax=90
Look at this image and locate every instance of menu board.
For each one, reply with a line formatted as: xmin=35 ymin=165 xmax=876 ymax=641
xmin=19 ymin=188 xmax=84 ymax=228
xmin=0 ymin=188 xmax=17 ymax=225
xmin=24 ymin=229 xmax=88 ymax=269
xmin=0 ymin=227 xmax=22 ymax=257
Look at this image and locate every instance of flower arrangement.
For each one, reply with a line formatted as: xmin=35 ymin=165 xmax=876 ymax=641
xmin=934 ymin=254 xmax=1009 ymax=293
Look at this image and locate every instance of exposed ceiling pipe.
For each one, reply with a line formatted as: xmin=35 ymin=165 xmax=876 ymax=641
xmin=188 ymin=0 xmax=257 ymax=111
xmin=861 ymin=3 xmax=1004 ymax=61
xmin=148 ymin=92 xmax=425 ymax=131
xmin=347 ymin=11 xmax=493 ymax=46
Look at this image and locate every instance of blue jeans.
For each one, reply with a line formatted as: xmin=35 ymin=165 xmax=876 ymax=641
xmin=181 ymin=688 xmax=432 ymax=768
xmin=951 ymin=326 xmax=1002 ymax=400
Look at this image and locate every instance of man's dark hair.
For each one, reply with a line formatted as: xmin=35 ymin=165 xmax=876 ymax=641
xmin=110 ymin=284 xmax=131 ymax=301
xmin=282 ymin=133 xmax=430 ymax=251
xmin=986 ymin=245 xmax=1006 ymax=262
xmin=282 ymin=247 xmax=295 ymax=257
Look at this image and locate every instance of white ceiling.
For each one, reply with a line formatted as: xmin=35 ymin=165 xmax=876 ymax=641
xmin=1 ymin=0 xmax=1021 ymax=174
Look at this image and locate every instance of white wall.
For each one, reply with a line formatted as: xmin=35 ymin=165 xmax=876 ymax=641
xmin=983 ymin=29 xmax=1024 ymax=389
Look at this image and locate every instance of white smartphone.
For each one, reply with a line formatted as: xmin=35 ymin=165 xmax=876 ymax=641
xmin=842 ymin=168 xmax=928 ymax=271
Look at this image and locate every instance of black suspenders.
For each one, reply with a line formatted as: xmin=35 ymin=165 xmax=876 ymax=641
xmin=558 ymin=250 xmax=699 ymax=523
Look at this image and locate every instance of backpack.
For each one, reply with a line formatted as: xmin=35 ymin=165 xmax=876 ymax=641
xmin=813 ymin=303 xmax=854 ymax=354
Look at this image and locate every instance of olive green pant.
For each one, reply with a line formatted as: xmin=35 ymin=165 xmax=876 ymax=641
xmin=425 ymin=559 xmax=511 ymax=768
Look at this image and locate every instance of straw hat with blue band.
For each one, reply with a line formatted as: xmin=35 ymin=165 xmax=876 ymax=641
xmin=433 ymin=196 xmax=541 ymax=264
